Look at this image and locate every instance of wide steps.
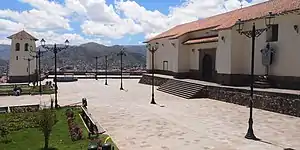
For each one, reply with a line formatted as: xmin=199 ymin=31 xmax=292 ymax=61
xmin=157 ymin=79 xmax=206 ymax=99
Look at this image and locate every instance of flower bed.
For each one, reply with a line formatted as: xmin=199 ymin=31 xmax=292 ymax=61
xmin=65 ymin=108 xmax=83 ymax=141
xmin=9 ymin=105 xmax=40 ymax=113
xmin=0 ymin=111 xmax=39 ymax=131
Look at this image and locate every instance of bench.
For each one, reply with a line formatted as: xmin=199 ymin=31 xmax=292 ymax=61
xmin=79 ymin=106 xmax=105 ymax=138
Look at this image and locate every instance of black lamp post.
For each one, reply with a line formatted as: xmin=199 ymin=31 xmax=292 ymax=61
xmin=146 ymin=42 xmax=159 ymax=104
xmin=24 ymin=57 xmax=34 ymax=85
xmin=30 ymin=47 xmax=45 ymax=95
xmin=117 ymin=48 xmax=126 ymax=90
xmin=105 ymin=55 xmax=108 ymax=85
xmin=40 ymin=38 xmax=69 ymax=108
xmin=94 ymin=56 xmax=99 ymax=80
xmin=236 ymin=12 xmax=275 ymax=140
xmin=38 ymin=48 xmax=42 ymax=95
xmin=28 ymin=46 xmax=38 ymax=86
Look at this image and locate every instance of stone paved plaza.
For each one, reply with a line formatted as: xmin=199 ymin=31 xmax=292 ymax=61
xmin=0 ymin=79 xmax=300 ymax=150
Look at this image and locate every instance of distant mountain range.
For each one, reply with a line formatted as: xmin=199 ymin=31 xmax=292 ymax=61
xmin=0 ymin=42 xmax=147 ymax=75
xmin=0 ymin=44 xmax=10 ymax=60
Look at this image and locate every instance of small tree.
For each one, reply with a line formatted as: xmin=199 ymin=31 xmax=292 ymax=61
xmin=37 ymin=108 xmax=57 ymax=150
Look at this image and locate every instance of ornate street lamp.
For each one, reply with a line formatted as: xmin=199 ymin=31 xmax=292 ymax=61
xmin=41 ymin=38 xmax=69 ymax=108
xmin=30 ymin=46 xmax=46 ymax=95
xmin=117 ymin=48 xmax=126 ymax=90
xmin=146 ymin=42 xmax=159 ymax=104
xmin=236 ymin=11 xmax=275 ymax=140
xmin=28 ymin=46 xmax=39 ymax=86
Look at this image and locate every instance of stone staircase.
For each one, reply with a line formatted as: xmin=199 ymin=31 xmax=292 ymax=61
xmin=157 ymin=79 xmax=207 ymax=99
xmin=254 ymin=75 xmax=272 ymax=88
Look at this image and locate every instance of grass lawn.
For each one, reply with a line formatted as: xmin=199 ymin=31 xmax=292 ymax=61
xmin=0 ymin=107 xmax=118 ymax=150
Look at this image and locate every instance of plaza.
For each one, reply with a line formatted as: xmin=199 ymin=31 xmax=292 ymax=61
xmin=0 ymin=79 xmax=299 ymax=150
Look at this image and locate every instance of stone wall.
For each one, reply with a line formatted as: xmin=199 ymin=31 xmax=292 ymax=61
xmin=139 ymin=75 xmax=300 ymax=117
xmin=205 ymin=86 xmax=300 ymax=117
xmin=138 ymin=74 xmax=169 ymax=86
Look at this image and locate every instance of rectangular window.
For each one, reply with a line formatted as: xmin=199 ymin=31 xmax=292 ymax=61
xmin=27 ymin=67 xmax=28 ymax=72
xmin=163 ymin=61 xmax=168 ymax=71
xmin=266 ymin=24 xmax=278 ymax=42
xmin=16 ymin=56 xmax=18 ymax=60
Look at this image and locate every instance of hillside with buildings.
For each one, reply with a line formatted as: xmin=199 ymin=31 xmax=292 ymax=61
xmin=0 ymin=43 xmax=147 ymax=75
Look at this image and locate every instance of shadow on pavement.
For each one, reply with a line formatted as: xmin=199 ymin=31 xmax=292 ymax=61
xmin=255 ymin=139 xmax=295 ymax=150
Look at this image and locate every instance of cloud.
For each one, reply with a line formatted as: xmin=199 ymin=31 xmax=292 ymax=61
xmin=0 ymin=9 xmax=71 ymax=31
xmin=0 ymin=0 xmax=269 ymax=45
xmin=29 ymin=30 xmax=111 ymax=46
xmin=0 ymin=19 xmax=24 ymax=35
xmin=71 ymin=0 xmax=143 ymax=39
xmin=115 ymin=0 xmax=269 ymax=39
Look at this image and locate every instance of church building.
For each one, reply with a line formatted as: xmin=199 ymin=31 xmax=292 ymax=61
xmin=7 ymin=30 xmax=38 ymax=83
xmin=145 ymin=0 xmax=300 ymax=90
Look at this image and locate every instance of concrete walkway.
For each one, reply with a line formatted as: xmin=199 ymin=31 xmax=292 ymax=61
xmin=0 ymin=79 xmax=299 ymax=150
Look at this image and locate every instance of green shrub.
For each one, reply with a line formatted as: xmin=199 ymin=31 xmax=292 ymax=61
xmin=37 ymin=108 xmax=57 ymax=150
xmin=0 ymin=121 xmax=11 ymax=143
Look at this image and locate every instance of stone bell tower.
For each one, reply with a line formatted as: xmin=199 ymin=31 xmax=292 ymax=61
xmin=7 ymin=30 xmax=38 ymax=83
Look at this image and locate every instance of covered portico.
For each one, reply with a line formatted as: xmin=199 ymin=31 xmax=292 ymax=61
xmin=184 ymin=36 xmax=218 ymax=82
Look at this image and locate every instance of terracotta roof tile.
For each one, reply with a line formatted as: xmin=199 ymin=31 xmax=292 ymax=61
xmin=147 ymin=0 xmax=300 ymax=42
xmin=7 ymin=30 xmax=38 ymax=41
xmin=183 ymin=36 xmax=218 ymax=45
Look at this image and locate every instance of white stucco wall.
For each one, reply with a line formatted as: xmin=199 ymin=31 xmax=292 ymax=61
xmin=266 ymin=14 xmax=300 ymax=76
xmin=216 ymin=30 xmax=232 ymax=74
xmin=230 ymin=28 xmax=249 ymax=74
xmin=9 ymin=38 xmax=37 ymax=76
xmin=147 ymin=13 xmax=300 ymax=77
xmin=146 ymin=38 xmax=178 ymax=73
xmin=178 ymin=34 xmax=190 ymax=72
xmin=230 ymin=13 xmax=300 ymax=77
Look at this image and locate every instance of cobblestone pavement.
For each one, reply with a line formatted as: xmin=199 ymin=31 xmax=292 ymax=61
xmin=0 ymin=79 xmax=299 ymax=150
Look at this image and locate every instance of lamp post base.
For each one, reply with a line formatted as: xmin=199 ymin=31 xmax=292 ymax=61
xmin=120 ymin=87 xmax=124 ymax=90
xmin=105 ymin=81 xmax=108 ymax=85
xmin=54 ymin=101 xmax=59 ymax=109
xmin=245 ymin=118 xmax=259 ymax=140
xmin=150 ymin=96 xmax=156 ymax=104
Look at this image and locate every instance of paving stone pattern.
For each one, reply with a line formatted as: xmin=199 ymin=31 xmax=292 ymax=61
xmin=0 ymin=79 xmax=299 ymax=150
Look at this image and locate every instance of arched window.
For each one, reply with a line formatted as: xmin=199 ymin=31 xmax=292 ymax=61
xmin=16 ymin=43 xmax=20 ymax=51
xmin=25 ymin=43 xmax=29 ymax=51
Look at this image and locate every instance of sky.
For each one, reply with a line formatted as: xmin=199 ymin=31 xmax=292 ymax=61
xmin=0 ymin=0 xmax=268 ymax=46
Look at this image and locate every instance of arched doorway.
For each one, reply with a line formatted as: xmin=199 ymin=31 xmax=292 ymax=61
xmin=202 ymin=54 xmax=213 ymax=81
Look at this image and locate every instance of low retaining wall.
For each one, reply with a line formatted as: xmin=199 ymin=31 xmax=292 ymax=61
xmin=139 ymin=75 xmax=300 ymax=117
xmin=205 ymin=86 xmax=300 ymax=117
xmin=139 ymin=74 xmax=169 ymax=86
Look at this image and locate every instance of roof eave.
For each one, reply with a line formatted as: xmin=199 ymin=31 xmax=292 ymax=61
xmin=144 ymin=34 xmax=178 ymax=43
xmin=169 ymin=26 xmax=220 ymax=40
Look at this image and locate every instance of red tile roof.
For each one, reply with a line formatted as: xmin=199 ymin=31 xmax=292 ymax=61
xmin=7 ymin=30 xmax=38 ymax=41
xmin=146 ymin=0 xmax=300 ymax=42
xmin=183 ymin=36 xmax=218 ymax=45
